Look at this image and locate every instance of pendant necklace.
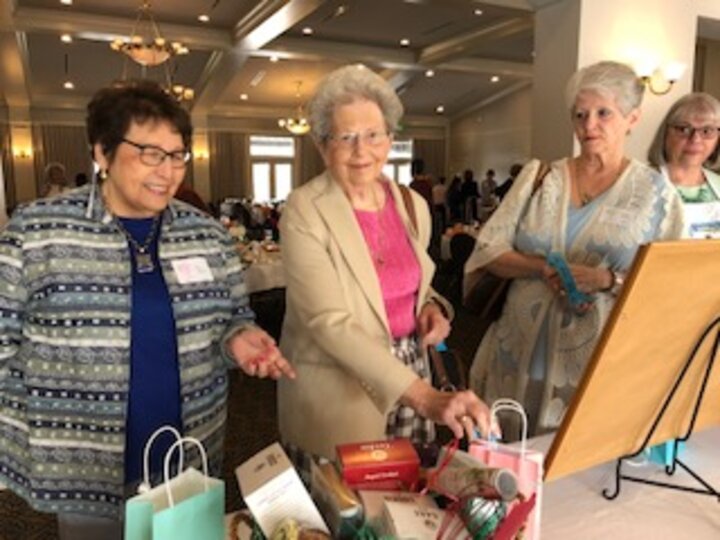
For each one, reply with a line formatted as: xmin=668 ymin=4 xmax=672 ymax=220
xmin=112 ymin=214 xmax=162 ymax=274
xmin=370 ymin=182 xmax=387 ymax=267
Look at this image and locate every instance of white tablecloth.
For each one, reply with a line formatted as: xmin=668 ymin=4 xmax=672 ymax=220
xmin=243 ymin=259 xmax=285 ymax=294
xmin=536 ymin=428 xmax=720 ymax=538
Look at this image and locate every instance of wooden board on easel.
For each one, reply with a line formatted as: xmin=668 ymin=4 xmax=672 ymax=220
xmin=544 ymin=240 xmax=720 ymax=482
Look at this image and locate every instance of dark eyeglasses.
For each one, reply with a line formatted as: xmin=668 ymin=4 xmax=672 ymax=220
xmin=121 ymin=138 xmax=192 ymax=168
xmin=669 ymin=124 xmax=720 ymax=140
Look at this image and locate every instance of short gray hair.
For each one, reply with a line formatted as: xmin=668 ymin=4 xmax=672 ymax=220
xmin=647 ymin=92 xmax=720 ymax=169
xmin=565 ymin=61 xmax=645 ymax=115
xmin=308 ymin=64 xmax=403 ymax=142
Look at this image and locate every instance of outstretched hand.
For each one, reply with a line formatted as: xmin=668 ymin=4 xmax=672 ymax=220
xmin=227 ymin=327 xmax=296 ymax=380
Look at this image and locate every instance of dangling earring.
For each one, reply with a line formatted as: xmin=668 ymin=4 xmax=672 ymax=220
xmin=99 ymin=169 xmax=108 ymax=180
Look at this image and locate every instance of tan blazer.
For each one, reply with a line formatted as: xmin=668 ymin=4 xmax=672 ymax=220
xmin=278 ymin=171 xmax=452 ymax=459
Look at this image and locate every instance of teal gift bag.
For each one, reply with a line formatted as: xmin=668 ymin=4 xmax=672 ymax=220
xmin=125 ymin=436 xmax=225 ymax=540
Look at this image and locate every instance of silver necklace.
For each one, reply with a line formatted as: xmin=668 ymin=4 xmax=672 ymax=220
xmin=113 ymin=214 xmax=162 ymax=274
xmin=369 ymin=183 xmax=387 ymax=266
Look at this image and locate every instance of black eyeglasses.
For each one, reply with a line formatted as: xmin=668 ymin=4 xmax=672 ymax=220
xmin=669 ymin=124 xmax=720 ymax=140
xmin=121 ymin=138 xmax=192 ymax=168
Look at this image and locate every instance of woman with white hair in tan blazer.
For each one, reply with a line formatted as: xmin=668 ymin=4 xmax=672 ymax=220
xmin=278 ymin=65 xmax=490 ymax=470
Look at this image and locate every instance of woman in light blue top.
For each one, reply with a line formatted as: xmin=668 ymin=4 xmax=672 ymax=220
xmin=648 ymin=92 xmax=720 ymax=238
xmin=467 ymin=61 xmax=684 ymax=437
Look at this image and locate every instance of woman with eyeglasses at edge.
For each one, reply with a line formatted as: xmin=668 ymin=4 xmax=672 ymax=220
xmin=0 ymin=80 xmax=295 ymax=539
xmin=277 ymin=65 xmax=491 ymax=477
xmin=648 ymin=92 xmax=720 ymax=238
xmin=467 ymin=61 xmax=685 ymax=439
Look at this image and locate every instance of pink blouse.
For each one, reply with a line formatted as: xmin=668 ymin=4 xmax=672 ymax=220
xmin=354 ymin=184 xmax=421 ymax=338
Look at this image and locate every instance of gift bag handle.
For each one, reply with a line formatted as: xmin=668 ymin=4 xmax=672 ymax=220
xmin=138 ymin=426 xmax=185 ymax=494
xmin=490 ymin=398 xmax=528 ymax=457
xmin=163 ymin=436 xmax=210 ymax=508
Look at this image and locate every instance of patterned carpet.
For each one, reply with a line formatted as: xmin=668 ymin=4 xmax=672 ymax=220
xmin=0 ymin=255 xmax=483 ymax=540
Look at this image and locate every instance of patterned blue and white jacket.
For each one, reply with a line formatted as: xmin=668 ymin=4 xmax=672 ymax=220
xmin=0 ymin=184 xmax=254 ymax=518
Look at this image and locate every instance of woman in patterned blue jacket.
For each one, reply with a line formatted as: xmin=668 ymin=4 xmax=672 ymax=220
xmin=0 ymin=80 xmax=295 ymax=539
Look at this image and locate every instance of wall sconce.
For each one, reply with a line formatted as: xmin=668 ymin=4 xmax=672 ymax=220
xmin=12 ymin=147 xmax=33 ymax=159
xmin=194 ymin=149 xmax=209 ymax=161
xmin=636 ymin=61 xmax=686 ymax=96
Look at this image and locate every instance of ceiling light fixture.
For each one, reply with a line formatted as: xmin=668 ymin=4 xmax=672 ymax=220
xmin=250 ymin=70 xmax=266 ymax=87
xmin=474 ymin=9 xmax=483 ymax=15
xmin=278 ymin=81 xmax=311 ymax=136
xmin=110 ymin=1 xmax=189 ymax=67
xmin=400 ymin=38 xmax=410 ymax=47
xmin=302 ymin=27 xmax=314 ymax=35
xmin=240 ymin=93 xmax=249 ymax=101
xmin=490 ymin=75 xmax=500 ymax=83
xmin=61 ymin=34 xmax=73 ymax=44
xmin=198 ymin=14 xmax=210 ymax=23
xmin=269 ymin=55 xmax=279 ymax=63
xmin=60 ymin=0 xmax=73 ymax=5
xmin=435 ymin=105 xmax=444 ymax=114
xmin=425 ymin=69 xmax=435 ymax=77
xmin=63 ymin=53 xmax=74 ymax=90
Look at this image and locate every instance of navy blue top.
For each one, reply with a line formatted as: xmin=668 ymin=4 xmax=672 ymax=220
xmin=120 ymin=216 xmax=182 ymax=485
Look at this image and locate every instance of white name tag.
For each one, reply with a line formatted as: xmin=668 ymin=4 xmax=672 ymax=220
xmin=171 ymin=257 xmax=214 ymax=284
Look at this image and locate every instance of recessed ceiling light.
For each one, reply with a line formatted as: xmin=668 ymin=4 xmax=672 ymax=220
xmin=435 ymin=105 xmax=444 ymax=114
xmin=60 ymin=34 xmax=73 ymax=44
xmin=240 ymin=93 xmax=249 ymax=101
xmin=474 ymin=9 xmax=483 ymax=16
xmin=302 ymin=27 xmax=313 ymax=35
xmin=63 ymin=81 xmax=74 ymax=90
xmin=425 ymin=69 xmax=435 ymax=77
xmin=198 ymin=14 xmax=210 ymax=23
xmin=269 ymin=55 xmax=279 ymax=63
xmin=60 ymin=0 xmax=72 ymax=5
xmin=400 ymin=38 xmax=410 ymax=47
xmin=490 ymin=75 xmax=500 ymax=83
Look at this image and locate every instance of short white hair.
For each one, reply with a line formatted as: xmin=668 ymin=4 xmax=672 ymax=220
xmin=308 ymin=64 xmax=403 ymax=142
xmin=565 ymin=61 xmax=644 ymax=115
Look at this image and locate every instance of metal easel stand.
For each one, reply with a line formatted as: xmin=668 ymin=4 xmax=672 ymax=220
xmin=603 ymin=315 xmax=720 ymax=501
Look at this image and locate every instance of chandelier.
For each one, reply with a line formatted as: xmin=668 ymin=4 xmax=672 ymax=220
xmin=110 ymin=1 xmax=189 ymax=67
xmin=278 ymin=81 xmax=311 ymax=136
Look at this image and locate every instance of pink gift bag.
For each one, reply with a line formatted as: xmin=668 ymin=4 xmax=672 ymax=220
xmin=468 ymin=399 xmax=543 ymax=540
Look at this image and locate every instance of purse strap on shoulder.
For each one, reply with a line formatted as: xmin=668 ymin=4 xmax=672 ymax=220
xmin=398 ymin=184 xmax=418 ymax=235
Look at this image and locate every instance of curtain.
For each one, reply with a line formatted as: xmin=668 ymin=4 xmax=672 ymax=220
xmin=208 ymin=131 xmax=249 ymax=203
xmin=0 ymin=122 xmax=16 ymax=212
xmin=31 ymin=125 xmax=91 ymax=195
xmin=413 ymin=139 xmax=446 ymax=179
xmin=297 ymin=135 xmax=324 ymax=185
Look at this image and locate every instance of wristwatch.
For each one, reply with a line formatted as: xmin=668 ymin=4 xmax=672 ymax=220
xmin=605 ymin=270 xmax=624 ymax=296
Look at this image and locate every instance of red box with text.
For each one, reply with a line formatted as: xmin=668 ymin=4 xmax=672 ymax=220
xmin=336 ymin=439 xmax=420 ymax=489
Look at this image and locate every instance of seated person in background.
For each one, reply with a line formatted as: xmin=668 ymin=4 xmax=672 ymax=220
xmin=647 ymin=92 xmax=720 ymax=238
xmin=174 ymin=182 xmax=211 ymax=214
xmin=468 ymin=61 xmax=684 ymax=438
xmin=41 ymin=161 xmax=71 ymax=198
xmin=279 ymin=64 xmax=491 ymax=476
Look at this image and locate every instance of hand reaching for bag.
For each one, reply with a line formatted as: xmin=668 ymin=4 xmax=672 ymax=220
xmin=400 ymin=379 xmax=496 ymax=440
xmin=417 ymin=301 xmax=450 ymax=348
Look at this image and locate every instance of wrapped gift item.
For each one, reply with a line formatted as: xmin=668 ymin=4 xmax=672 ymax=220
xmin=433 ymin=445 xmax=518 ymax=501
xmin=235 ymin=443 xmax=329 ymax=537
xmin=336 ymin=438 xmax=419 ymax=490
xmin=358 ymin=490 xmax=437 ymax=525
xmin=310 ymin=459 xmax=363 ymax=539
xmin=380 ymin=500 xmax=472 ymax=540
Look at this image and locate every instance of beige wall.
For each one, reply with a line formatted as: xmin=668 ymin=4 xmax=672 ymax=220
xmin=448 ymin=86 xmax=532 ymax=180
